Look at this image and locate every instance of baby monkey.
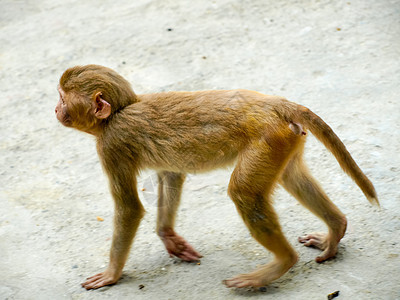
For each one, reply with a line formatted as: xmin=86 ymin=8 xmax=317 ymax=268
xmin=55 ymin=65 xmax=378 ymax=290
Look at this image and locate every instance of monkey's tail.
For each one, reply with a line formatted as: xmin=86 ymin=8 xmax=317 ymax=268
xmin=296 ymin=105 xmax=379 ymax=206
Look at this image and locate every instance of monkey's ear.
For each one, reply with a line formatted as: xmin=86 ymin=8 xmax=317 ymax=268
xmin=93 ymin=92 xmax=111 ymax=119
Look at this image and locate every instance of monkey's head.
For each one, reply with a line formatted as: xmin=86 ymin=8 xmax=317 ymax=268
xmin=55 ymin=65 xmax=137 ymax=134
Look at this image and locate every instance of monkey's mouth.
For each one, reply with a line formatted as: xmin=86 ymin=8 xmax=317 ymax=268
xmin=56 ymin=114 xmax=72 ymax=127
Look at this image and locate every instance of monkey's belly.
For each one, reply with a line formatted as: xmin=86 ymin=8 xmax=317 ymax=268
xmin=143 ymin=147 xmax=238 ymax=173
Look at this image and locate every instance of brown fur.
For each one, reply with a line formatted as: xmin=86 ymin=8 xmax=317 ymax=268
xmin=55 ymin=64 xmax=378 ymax=290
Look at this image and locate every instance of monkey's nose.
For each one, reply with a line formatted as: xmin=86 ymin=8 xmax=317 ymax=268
xmin=55 ymin=107 xmax=58 ymax=114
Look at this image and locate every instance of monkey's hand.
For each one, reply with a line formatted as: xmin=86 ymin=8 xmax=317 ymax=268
xmin=81 ymin=269 xmax=121 ymax=290
xmin=161 ymin=230 xmax=202 ymax=262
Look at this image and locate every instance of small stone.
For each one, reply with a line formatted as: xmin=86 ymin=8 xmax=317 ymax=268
xmin=327 ymin=290 xmax=340 ymax=300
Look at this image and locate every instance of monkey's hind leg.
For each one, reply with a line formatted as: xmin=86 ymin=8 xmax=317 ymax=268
xmin=224 ymin=127 xmax=302 ymax=288
xmin=156 ymin=171 xmax=202 ymax=262
xmin=281 ymin=150 xmax=347 ymax=263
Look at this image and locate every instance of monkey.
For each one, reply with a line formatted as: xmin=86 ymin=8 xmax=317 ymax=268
xmin=55 ymin=64 xmax=378 ymax=290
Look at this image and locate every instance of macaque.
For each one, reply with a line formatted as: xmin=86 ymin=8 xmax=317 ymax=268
xmin=55 ymin=64 xmax=378 ymax=290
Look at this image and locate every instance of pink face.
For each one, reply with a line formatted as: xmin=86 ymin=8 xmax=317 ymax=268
xmin=55 ymin=86 xmax=72 ymax=126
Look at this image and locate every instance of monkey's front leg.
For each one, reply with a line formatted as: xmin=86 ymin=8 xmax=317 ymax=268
xmin=157 ymin=171 xmax=202 ymax=261
xmin=82 ymin=175 xmax=145 ymax=290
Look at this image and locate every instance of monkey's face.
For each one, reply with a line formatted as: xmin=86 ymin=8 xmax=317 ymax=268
xmin=55 ymin=86 xmax=111 ymax=135
xmin=55 ymin=86 xmax=73 ymax=127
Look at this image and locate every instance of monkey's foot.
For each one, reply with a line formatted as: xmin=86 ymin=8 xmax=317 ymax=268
xmin=161 ymin=230 xmax=202 ymax=262
xmin=299 ymin=217 xmax=347 ymax=263
xmin=81 ymin=270 xmax=121 ymax=290
xmin=298 ymin=232 xmax=339 ymax=262
xmin=223 ymin=256 xmax=297 ymax=288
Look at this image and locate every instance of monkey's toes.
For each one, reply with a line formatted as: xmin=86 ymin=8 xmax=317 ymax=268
xmin=299 ymin=233 xmax=339 ymax=262
xmin=298 ymin=233 xmax=327 ymax=250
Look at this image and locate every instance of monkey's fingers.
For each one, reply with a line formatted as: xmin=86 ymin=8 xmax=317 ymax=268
xmin=171 ymin=247 xmax=202 ymax=262
xmin=81 ymin=272 xmax=118 ymax=290
xmin=178 ymin=250 xmax=202 ymax=262
xmin=85 ymin=272 xmax=103 ymax=281
xmin=184 ymin=242 xmax=202 ymax=256
xmin=223 ymin=275 xmax=261 ymax=288
xmin=163 ymin=234 xmax=203 ymax=261
xmin=82 ymin=273 xmax=104 ymax=290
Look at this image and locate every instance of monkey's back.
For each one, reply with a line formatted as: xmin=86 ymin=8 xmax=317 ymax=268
xmin=102 ymin=90 xmax=288 ymax=173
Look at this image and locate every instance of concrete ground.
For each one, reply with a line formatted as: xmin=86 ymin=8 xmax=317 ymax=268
xmin=0 ymin=0 xmax=399 ymax=299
